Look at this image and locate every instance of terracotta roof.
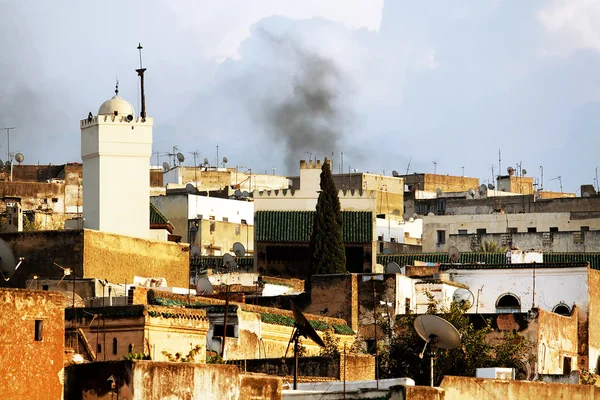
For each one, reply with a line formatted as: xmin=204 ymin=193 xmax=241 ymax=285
xmin=255 ymin=211 xmax=373 ymax=243
xmin=377 ymin=252 xmax=600 ymax=270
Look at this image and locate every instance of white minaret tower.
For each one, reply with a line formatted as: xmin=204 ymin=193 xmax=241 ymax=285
xmin=80 ymin=77 xmax=152 ymax=238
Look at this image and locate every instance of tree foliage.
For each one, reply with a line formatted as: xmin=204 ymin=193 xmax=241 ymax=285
xmin=319 ymin=330 xmax=341 ymax=358
xmin=379 ymin=293 xmax=533 ymax=385
xmin=309 ymin=159 xmax=346 ymax=275
xmin=161 ymin=344 xmax=203 ymax=363
xmin=472 ymin=240 xmax=508 ymax=253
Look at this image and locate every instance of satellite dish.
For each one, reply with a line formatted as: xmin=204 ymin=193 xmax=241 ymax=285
xmin=507 ymin=166 xmax=515 ymax=176
xmin=414 ymin=314 xmax=461 ymax=353
xmin=196 ymin=277 xmax=214 ymax=295
xmin=233 ymin=242 xmax=246 ymax=257
xmin=0 ymin=238 xmax=22 ymax=281
xmin=176 ymin=152 xmax=185 ymax=163
xmin=286 ymin=302 xmax=326 ymax=389
xmin=385 ymin=261 xmax=402 ymax=274
xmin=162 ymin=162 xmax=170 ymax=172
xmin=392 ymin=170 xmax=399 ymax=177
xmin=583 ymin=192 xmax=591 ymax=198
xmin=14 ymin=153 xmax=24 ymax=164
xmin=203 ymin=158 xmax=209 ymax=166
xmin=522 ymin=169 xmax=527 ymax=175
xmin=222 ymin=157 xmax=228 ymax=164
xmin=452 ymin=288 xmax=475 ymax=305
xmin=435 ymin=188 xmax=443 ymax=196
xmin=478 ymin=184 xmax=487 ymax=196
xmin=242 ymin=191 xmax=249 ymax=197
xmin=223 ymin=253 xmax=236 ymax=270
xmin=185 ymin=183 xmax=196 ymax=193
xmin=448 ymin=246 xmax=460 ymax=263
xmin=5 ymin=161 xmax=11 ymax=170
xmin=467 ymin=188 xmax=476 ymax=198
xmin=382 ymin=248 xmax=392 ymax=255
xmin=0 ymin=160 xmax=4 ymax=169
xmin=191 ymin=246 xmax=201 ymax=257
xmin=487 ymin=184 xmax=495 ymax=190
xmin=234 ymin=189 xmax=243 ymax=198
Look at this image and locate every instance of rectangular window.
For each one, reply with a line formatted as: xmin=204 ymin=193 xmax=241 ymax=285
xmin=209 ymin=216 xmax=215 ymax=221
xmin=235 ymin=225 xmax=241 ymax=236
xmin=436 ymin=230 xmax=446 ymax=245
xmin=34 ymin=320 xmax=43 ymax=341
xmin=222 ymin=217 xmax=229 ymax=222
xmin=476 ymin=228 xmax=487 ymax=235
xmin=527 ymin=227 xmax=537 ymax=233
xmin=404 ymin=298 xmax=411 ymax=314
xmin=581 ymin=226 xmax=590 ymax=232
xmin=458 ymin=229 xmax=468 ymax=235
xmin=241 ymin=219 xmax=247 ymax=225
xmin=550 ymin=227 xmax=559 ymax=232
xmin=507 ymin=227 xmax=518 ymax=233
xmin=213 ymin=324 xmax=236 ymax=338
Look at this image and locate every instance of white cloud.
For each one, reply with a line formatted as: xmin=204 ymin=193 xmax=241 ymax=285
xmin=538 ymin=0 xmax=600 ymax=54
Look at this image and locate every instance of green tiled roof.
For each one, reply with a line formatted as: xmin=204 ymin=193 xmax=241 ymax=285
xmin=190 ymin=256 xmax=254 ymax=268
xmin=377 ymin=252 xmax=600 ymax=270
xmin=256 ymin=211 xmax=372 ymax=243
xmin=150 ymin=203 xmax=173 ymax=228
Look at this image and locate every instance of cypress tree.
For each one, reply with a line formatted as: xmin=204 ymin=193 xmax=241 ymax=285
xmin=309 ymin=159 xmax=347 ymax=275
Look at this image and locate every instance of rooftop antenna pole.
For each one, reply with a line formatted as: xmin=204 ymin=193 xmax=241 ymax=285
xmin=341 ymin=151 xmax=344 ymax=184
xmin=540 ymin=166 xmax=544 ymax=191
xmin=433 ymin=161 xmax=437 ymax=174
xmin=216 ymin=145 xmax=219 ymax=169
xmin=596 ymin=167 xmax=599 ymax=192
xmin=461 ymin=166 xmax=465 ymax=177
xmin=498 ymin=149 xmax=501 ymax=179
xmin=3 ymin=127 xmax=15 ymax=163
xmin=136 ymin=43 xmax=147 ymax=119
xmin=491 ymin=165 xmax=495 ymax=186
xmin=406 ymin=156 xmax=412 ymax=175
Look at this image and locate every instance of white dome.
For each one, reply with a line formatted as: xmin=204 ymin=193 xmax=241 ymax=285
xmin=98 ymin=94 xmax=135 ymax=117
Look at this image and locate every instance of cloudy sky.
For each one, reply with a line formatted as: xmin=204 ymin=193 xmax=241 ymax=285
xmin=1 ymin=1 xmax=599 ymax=192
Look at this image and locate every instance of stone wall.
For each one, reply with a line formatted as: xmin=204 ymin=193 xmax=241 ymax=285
xmin=0 ymin=289 xmax=65 ymax=400
xmin=535 ymin=308 xmax=579 ymax=374
xmin=236 ymin=354 xmax=374 ymax=381
xmin=440 ymin=375 xmax=600 ymax=400
xmin=64 ymin=360 xmax=282 ymax=400
xmin=305 ymin=274 xmax=358 ymax=331
xmin=0 ymin=230 xmax=84 ymax=288
xmin=83 ymin=229 xmax=189 ymax=288
xmin=448 ymin=231 xmax=600 ymax=253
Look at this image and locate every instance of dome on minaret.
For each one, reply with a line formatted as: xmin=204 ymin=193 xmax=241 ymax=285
xmin=98 ymin=94 xmax=135 ymax=117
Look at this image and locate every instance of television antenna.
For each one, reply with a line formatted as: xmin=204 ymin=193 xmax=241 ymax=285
xmin=406 ymin=156 xmax=412 ymax=175
xmin=452 ymin=288 xmax=474 ymax=306
xmin=14 ymin=153 xmax=24 ymax=165
xmin=233 ymin=242 xmax=245 ymax=258
xmin=2 ymin=127 xmax=15 ymax=163
xmin=283 ymin=302 xmax=326 ymax=390
xmin=448 ymin=246 xmax=460 ymax=263
xmin=0 ymin=238 xmax=24 ymax=281
xmin=414 ymin=315 xmax=461 ymax=387
xmin=549 ymin=175 xmax=563 ymax=192
xmin=433 ymin=161 xmax=438 ymax=174
xmin=196 ymin=277 xmax=214 ymax=295
xmin=385 ymin=261 xmax=401 ymax=274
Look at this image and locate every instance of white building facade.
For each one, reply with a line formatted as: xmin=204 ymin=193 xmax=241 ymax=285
xmin=81 ymin=89 xmax=152 ymax=239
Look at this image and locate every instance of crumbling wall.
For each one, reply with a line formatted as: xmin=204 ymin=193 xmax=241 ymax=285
xmin=536 ymin=308 xmax=579 ymax=374
xmin=440 ymin=375 xmax=600 ymax=400
xmin=0 ymin=289 xmax=65 ymax=400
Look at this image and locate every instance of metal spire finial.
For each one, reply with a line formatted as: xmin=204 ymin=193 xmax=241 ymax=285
xmin=115 ymin=77 xmax=119 ymax=95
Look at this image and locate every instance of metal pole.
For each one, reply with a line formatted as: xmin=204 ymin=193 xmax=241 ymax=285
xmin=343 ymin=342 xmax=347 ymax=399
xmin=103 ymin=315 xmax=106 ymax=361
xmin=221 ymin=285 xmax=229 ymax=358
xmin=596 ymin=167 xmax=599 ymax=192
xmin=293 ymin=333 xmax=299 ymax=390
xmin=430 ymin=353 xmax=434 ymax=387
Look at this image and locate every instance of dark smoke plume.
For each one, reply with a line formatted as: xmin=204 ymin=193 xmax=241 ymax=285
xmin=257 ymin=30 xmax=350 ymax=173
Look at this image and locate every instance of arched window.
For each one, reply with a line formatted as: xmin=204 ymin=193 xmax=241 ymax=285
xmin=496 ymin=293 xmax=521 ymax=314
xmin=112 ymin=338 xmax=118 ymax=355
xmin=553 ymin=303 xmax=571 ymax=316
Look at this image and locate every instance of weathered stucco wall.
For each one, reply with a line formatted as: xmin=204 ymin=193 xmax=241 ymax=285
xmin=535 ymin=308 xmax=579 ymax=374
xmin=64 ymin=360 xmax=282 ymax=400
xmin=588 ymin=269 xmax=600 ymax=371
xmin=0 ymin=289 xmax=65 ymax=400
xmin=0 ymin=230 xmax=84 ymax=288
xmin=440 ymin=375 xmax=600 ymax=400
xmin=83 ymin=230 xmax=189 ymax=288
xmin=306 ymin=274 xmax=358 ymax=331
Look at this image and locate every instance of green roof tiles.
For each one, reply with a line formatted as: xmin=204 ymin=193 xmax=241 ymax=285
xmin=256 ymin=211 xmax=373 ymax=244
xmin=150 ymin=203 xmax=173 ymax=228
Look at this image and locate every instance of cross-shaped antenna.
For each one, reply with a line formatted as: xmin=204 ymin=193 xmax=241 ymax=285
xmin=53 ymin=262 xmax=72 ymax=285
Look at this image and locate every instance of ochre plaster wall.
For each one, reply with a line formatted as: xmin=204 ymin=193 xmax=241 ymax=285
xmin=0 ymin=289 xmax=65 ymax=400
xmin=83 ymin=230 xmax=189 ymax=288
